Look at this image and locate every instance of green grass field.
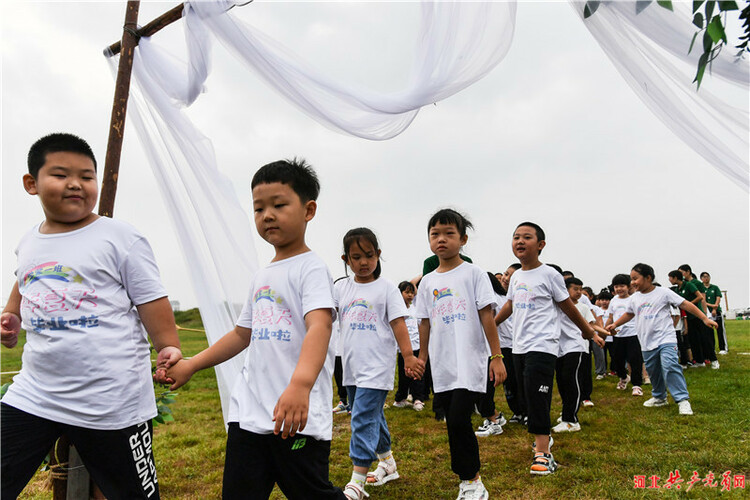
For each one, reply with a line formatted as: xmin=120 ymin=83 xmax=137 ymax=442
xmin=2 ymin=312 xmax=748 ymax=499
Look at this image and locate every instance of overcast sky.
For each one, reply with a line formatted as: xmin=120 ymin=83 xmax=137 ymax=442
xmin=2 ymin=1 xmax=748 ymax=313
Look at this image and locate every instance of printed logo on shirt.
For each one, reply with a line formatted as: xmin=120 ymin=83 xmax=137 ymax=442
xmin=538 ymin=385 xmax=550 ymax=393
xmin=341 ymin=298 xmax=377 ymax=332
xmin=432 ymin=287 xmax=453 ymax=302
xmin=429 ymin=290 xmax=468 ymax=326
xmin=22 ymin=261 xmax=82 ymax=287
xmin=513 ymin=283 xmax=537 ymax=310
xmin=253 ymin=286 xmax=283 ymax=304
xmin=638 ymin=302 xmax=656 ymax=320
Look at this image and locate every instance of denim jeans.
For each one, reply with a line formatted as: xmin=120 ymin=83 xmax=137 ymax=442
xmin=345 ymin=386 xmax=391 ymax=468
xmin=642 ymin=343 xmax=689 ymax=403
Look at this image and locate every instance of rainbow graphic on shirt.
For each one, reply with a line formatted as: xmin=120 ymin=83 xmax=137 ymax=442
xmin=253 ymin=286 xmax=283 ymax=304
xmin=637 ymin=302 xmax=654 ymax=314
xmin=341 ymin=298 xmax=370 ymax=316
xmin=515 ymin=283 xmax=530 ymax=292
xmin=22 ymin=262 xmax=82 ymax=287
xmin=432 ymin=288 xmax=453 ymax=302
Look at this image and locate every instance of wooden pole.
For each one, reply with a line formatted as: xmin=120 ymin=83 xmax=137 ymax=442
xmin=106 ymin=3 xmax=184 ymax=56
xmin=98 ymin=0 xmax=142 ymax=218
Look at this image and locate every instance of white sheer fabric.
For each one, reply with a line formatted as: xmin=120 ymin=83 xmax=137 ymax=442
xmin=571 ymin=1 xmax=749 ymax=190
xmin=110 ymin=0 xmax=519 ymax=424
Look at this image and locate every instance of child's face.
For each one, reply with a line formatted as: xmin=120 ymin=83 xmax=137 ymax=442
xmin=613 ymin=284 xmax=629 ymax=297
xmin=601 ymin=299 xmax=610 ymax=309
xmin=23 ymin=152 xmax=98 ymax=226
xmin=630 ymin=270 xmax=650 ymax=292
xmin=568 ymin=284 xmax=582 ymax=302
xmin=668 ymin=275 xmax=679 ymax=286
xmin=401 ymin=288 xmax=415 ymax=306
xmin=512 ymin=226 xmax=544 ymax=262
xmin=252 ymin=182 xmax=314 ymax=251
xmin=343 ymin=238 xmax=380 ymax=283
xmin=501 ymin=266 xmax=517 ymax=290
xmin=428 ymin=222 xmax=466 ymax=261
xmin=701 ymin=274 xmax=710 ymax=287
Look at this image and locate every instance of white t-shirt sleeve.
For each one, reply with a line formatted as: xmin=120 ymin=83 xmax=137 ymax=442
xmin=416 ymin=280 xmax=431 ymax=319
xmin=120 ymin=237 xmax=168 ymax=306
xmin=236 ymin=286 xmax=255 ymax=329
xmin=301 ymin=262 xmax=336 ymax=317
xmin=475 ymin=270 xmax=497 ymax=311
xmin=385 ymin=283 xmax=408 ymax=323
xmin=625 ymin=297 xmax=636 ymax=315
xmin=666 ymin=289 xmax=685 ymax=308
xmin=581 ymin=304 xmax=594 ymax=323
xmin=549 ymin=269 xmax=569 ymax=303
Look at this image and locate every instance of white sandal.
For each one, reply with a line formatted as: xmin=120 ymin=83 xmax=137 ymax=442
xmin=366 ymin=461 xmax=400 ymax=486
xmin=343 ymin=482 xmax=370 ymax=499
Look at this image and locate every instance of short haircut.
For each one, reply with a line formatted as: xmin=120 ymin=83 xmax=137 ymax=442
xmin=565 ymin=277 xmax=583 ymax=288
xmin=700 ymin=271 xmax=710 ymax=278
xmin=547 ymin=263 xmax=563 ymax=275
xmin=427 ymin=208 xmax=473 ymax=237
xmin=668 ymin=270 xmax=683 ymax=281
xmin=515 ymin=221 xmax=545 ymax=241
xmin=487 ymin=272 xmax=505 ymax=295
xmin=562 ymin=270 xmax=574 ymax=278
xmin=632 ymin=263 xmax=655 ymax=281
xmin=398 ymin=281 xmax=415 ymax=294
xmin=27 ymin=133 xmax=97 ymax=178
xmin=251 ymin=157 xmax=320 ymax=202
xmin=598 ymin=290 xmax=613 ymax=301
xmin=611 ymin=274 xmax=630 ymax=287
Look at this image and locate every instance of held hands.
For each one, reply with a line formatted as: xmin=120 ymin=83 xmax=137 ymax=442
xmin=164 ymin=358 xmax=196 ymax=390
xmin=404 ymin=354 xmax=425 ymax=380
xmin=581 ymin=326 xmax=595 ymax=340
xmin=1 ymin=312 xmax=21 ymax=348
xmin=273 ymin=381 xmax=310 ymax=439
xmin=593 ymin=333 xmax=606 ymax=348
xmin=489 ymin=357 xmax=507 ymax=386
xmin=153 ymin=346 xmax=183 ymax=385
xmin=605 ymin=324 xmax=618 ymax=335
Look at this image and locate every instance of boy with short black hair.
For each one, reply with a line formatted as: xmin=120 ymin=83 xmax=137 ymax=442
xmin=1 ymin=133 xmax=182 ymax=499
xmin=166 ymin=158 xmax=344 ymax=499
xmin=553 ymin=278 xmax=606 ymax=433
xmin=606 ymin=274 xmax=646 ymax=395
xmin=495 ymin=222 xmax=597 ymax=475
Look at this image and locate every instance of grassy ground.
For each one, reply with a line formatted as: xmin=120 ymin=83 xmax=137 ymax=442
xmin=2 ymin=313 xmax=748 ymax=499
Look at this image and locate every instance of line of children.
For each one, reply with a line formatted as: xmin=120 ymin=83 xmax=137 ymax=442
xmin=334 ymin=227 xmax=425 ymax=499
xmin=393 ymin=281 xmax=427 ymax=411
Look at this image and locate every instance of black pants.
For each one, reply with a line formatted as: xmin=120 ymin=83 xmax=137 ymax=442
xmin=1 ymin=403 xmax=159 ymax=500
xmin=686 ymin=316 xmax=705 ymax=362
xmin=333 ymin=356 xmax=348 ymax=404
xmin=432 ymin=389 xmax=482 ymax=480
xmin=699 ymin=321 xmax=717 ymax=362
xmin=676 ymin=330 xmax=691 ymax=364
xmin=501 ymin=347 xmax=524 ymax=416
xmin=555 ymin=352 xmax=585 ymax=423
xmin=515 ymin=352 xmax=556 ymax=435
xmin=223 ymin=423 xmax=344 ymax=500
xmin=715 ymin=314 xmax=727 ymax=351
xmin=604 ymin=342 xmax=615 ymax=372
xmin=580 ymin=351 xmax=593 ymax=401
xmin=613 ymin=336 xmax=644 ymax=387
xmin=395 ymin=349 xmax=426 ymax=402
xmin=476 ymin=357 xmax=496 ymax=419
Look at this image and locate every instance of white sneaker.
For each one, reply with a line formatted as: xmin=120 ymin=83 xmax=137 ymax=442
xmin=392 ymin=400 xmax=410 ymax=408
xmin=595 ymin=374 xmax=605 ymax=380
xmin=582 ymin=400 xmax=594 ymax=407
xmin=413 ymin=400 xmax=425 ymax=412
xmin=457 ymin=479 xmax=489 ymax=500
xmin=495 ymin=413 xmax=508 ymax=426
xmin=719 ymin=350 xmax=728 ymax=355
xmin=475 ymin=419 xmax=503 ymax=437
xmin=678 ymin=400 xmax=694 ymax=415
xmin=711 ymin=360 xmax=720 ymax=369
xmin=643 ymin=397 xmax=668 ymax=407
xmin=343 ymin=482 xmax=369 ymax=499
xmin=552 ymin=421 xmax=581 ymax=433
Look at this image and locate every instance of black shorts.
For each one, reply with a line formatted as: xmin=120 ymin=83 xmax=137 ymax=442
xmin=1 ymin=402 xmax=159 ymax=499
xmin=222 ymin=423 xmax=345 ymax=500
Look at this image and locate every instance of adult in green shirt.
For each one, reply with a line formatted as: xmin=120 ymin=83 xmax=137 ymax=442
xmin=668 ymin=271 xmax=704 ymax=365
xmin=678 ymin=264 xmax=718 ymax=367
xmin=701 ymin=272 xmax=727 ymax=354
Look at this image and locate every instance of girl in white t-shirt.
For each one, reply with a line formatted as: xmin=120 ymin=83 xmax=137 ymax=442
xmin=606 ymin=263 xmax=718 ymax=416
xmin=336 ymin=228 xmax=425 ymax=500
xmin=416 ymin=209 xmax=506 ymax=499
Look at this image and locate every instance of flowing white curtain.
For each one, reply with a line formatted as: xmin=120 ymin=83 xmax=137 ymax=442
xmin=570 ymin=1 xmax=749 ymax=190
xmin=110 ymin=0 xmax=519 ymax=423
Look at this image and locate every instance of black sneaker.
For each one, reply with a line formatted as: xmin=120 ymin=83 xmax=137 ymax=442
xmin=509 ymin=414 xmax=525 ymax=424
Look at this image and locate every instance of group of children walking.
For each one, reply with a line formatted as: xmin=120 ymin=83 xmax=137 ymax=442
xmin=0 ymin=134 xmax=721 ymax=500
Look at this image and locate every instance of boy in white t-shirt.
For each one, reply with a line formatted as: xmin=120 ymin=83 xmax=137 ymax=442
xmin=1 ymin=133 xmax=182 ymax=499
xmin=166 ymin=159 xmax=344 ymax=499
xmin=553 ymin=278 xmax=606 ymax=433
xmin=605 ymin=274 xmax=645 ymax=396
xmin=495 ymin=222 xmax=597 ymax=476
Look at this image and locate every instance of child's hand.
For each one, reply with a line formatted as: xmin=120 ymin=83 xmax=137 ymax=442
xmin=593 ymin=333 xmax=605 ymax=348
xmin=581 ymin=326 xmax=595 ymax=340
xmin=404 ymin=355 xmax=425 ymax=380
xmin=704 ymin=318 xmax=718 ymax=329
xmin=273 ymin=381 xmax=310 ymax=439
xmin=605 ymin=324 xmax=618 ymax=335
xmin=1 ymin=312 xmax=21 ymax=348
xmin=156 ymin=346 xmax=182 ymax=371
xmin=489 ymin=357 xmax=507 ymax=386
xmin=164 ymin=358 xmax=195 ymax=390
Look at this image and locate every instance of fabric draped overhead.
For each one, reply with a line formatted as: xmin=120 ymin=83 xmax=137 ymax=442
xmin=107 ymin=0 xmax=748 ymax=423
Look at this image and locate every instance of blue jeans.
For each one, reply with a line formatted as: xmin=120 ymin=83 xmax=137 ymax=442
xmin=642 ymin=343 xmax=689 ymax=403
xmin=345 ymin=386 xmax=391 ymax=468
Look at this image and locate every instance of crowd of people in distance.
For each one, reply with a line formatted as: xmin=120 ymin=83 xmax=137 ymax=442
xmin=1 ymin=136 xmax=728 ymax=500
